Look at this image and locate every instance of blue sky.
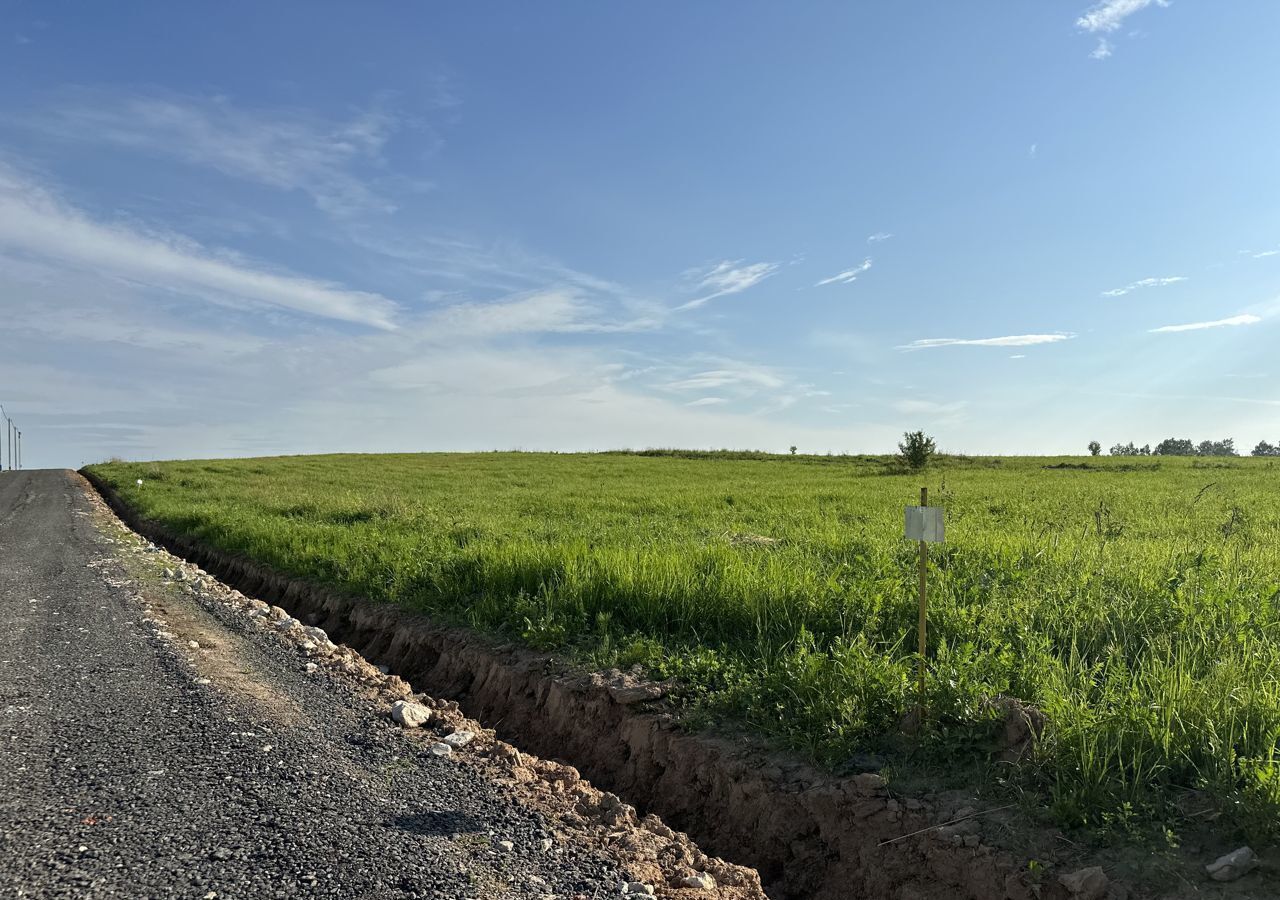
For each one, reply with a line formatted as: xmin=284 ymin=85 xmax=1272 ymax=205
xmin=2 ymin=2 xmax=1279 ymax=468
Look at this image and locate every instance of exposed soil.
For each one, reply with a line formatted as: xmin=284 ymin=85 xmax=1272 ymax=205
xmin=85 ymin=470 xmax=1277 ymax=900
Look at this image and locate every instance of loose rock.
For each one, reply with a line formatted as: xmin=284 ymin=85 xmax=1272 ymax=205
xmin=389 ymin=700 xmax=432 ymax=729
xmin=442 ymin=729 xmax=474 ymax=748
xmin=1205 ymin=847 xmax=1257 ymax=882
xmin=1058 ymin=866 xmax=1109 ymax=899
xmin=678 ymin=872 xmax=716 ymax=889
xmin=429 ymin=742 xmax=453 ymax=758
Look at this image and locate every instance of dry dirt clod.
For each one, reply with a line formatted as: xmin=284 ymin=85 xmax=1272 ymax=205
xmin=853 ymin=772 xmax=886 ymax=793
xmin=1205 ymin=846 xmax=1257 ymax=882
xmin=608 ymin=683 xmax=666 ymax=705
xmin=1058 ymin=865 xmax=1109 ymax=899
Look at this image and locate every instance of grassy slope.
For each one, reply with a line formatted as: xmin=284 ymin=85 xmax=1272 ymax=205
xmin=86 ymin=451 xmax=1280 ymax=842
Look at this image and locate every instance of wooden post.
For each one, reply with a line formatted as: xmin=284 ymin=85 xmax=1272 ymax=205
xmin=916 ymin=486 xmax=928 ymax=719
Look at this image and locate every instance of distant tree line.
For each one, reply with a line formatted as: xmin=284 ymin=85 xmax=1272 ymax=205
xmin=1091 ymin=438 xmax=1280 ymax=457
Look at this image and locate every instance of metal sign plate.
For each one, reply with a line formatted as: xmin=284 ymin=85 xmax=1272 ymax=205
xmin=905 ymin=505 xmax=944 ymax=543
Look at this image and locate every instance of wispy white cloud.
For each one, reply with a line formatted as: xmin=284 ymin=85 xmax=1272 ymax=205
xmin=0 ymin=162 xmax=398 ymax=329
xmin=866 ymin=232 xmax=893 ymax=243
xmin=899 ymin=333 xmax=1075 ymax=350
xmin=1076 ymin=0 xmax=1170 ymax=58
xmin=1101 ymin=275 xmax=1187 ymax=297
xmin=686 ymin=397 xmax=727 ymax=407
xmin=418 ymin=289 xmax=655 ymax=339
xmin=665 ymin=366 xmax=785 ymax=392
xmin=676 ymin=260 xmax=778 ymax=311
xmin=894 ymin=399 xmax=967 ymax=416
xmin=1077 ymin=0 xmax=1170 ymax=33
xmin=1253 ymin=249 xmax=1280 ymax=259
xmin=1149 ymin=314 xmax=1262 ymax=333
xmin=815 ymin=258 xmax=872 ymax=287
xmin=29 ymin=90 xmax=421 ymax=216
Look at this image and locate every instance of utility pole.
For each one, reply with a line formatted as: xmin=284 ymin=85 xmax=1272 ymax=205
xmin=16 ymin=429 xmax=20 ymax=470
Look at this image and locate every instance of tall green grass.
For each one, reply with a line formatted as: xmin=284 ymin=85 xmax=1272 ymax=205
xmin=86 ymin=452 xmax=1280 ymax=842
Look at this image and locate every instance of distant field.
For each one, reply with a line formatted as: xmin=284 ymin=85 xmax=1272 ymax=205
xmin=87 ymin=451 xmax=1280 ymax=842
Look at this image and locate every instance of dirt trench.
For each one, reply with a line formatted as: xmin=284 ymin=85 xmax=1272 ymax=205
xmin=85 ymin=472 xmax=1070 ymax=900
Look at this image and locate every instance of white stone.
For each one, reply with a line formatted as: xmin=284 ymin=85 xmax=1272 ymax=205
xmin=497 ymin=840 xmax=513 ymax=852
xmin=390 ymin=700 xmax=432 ymax=729
xmin=622 ymin=883 xmax=654 ymax=896
xmin=442 ymin=730 xmax=475 ymax=748
xmin=678 ymin=872 xmax=716 ymax=890
xmin=1206 ymin=847 xmax=1257 ymax=883
xmin=429 ymin=742 xmax=453 ymax=758
xmin=304 ymin=662 xmax=319 ymax=674
xmin=187 ymin=640 xmax=200 ymax=650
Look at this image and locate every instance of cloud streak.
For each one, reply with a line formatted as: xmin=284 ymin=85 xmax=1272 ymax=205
xmin=676 ymin=260 xmax=777 ymax=310
xmin=419 ymin=289 xmax=655 ymax=339
xmin=1149 ymin=314 xmax=1262 ymax=333
xmin=0 ymin=163 xmax=399 ymax=329
xmin=899 ymin=333 xmax=1075 ymax=350
xmin=31 ymin=90 xmax=412 ymax=216
xmin=1076 ymin=0 xmax=1170 ymax=58
xmin=1101 ymin=275 xmax=1187 ymax=297
xmin=815 ymin=258 xmax=872 ymax=287
xmin=1077 ymin=0 xmax=1170 ymax=33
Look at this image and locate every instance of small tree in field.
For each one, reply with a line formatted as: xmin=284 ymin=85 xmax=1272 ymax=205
xmin=1088 ymin=441 xmax=1101 ymax=456
xmin=898 ymin=430 xmax=936 ymax=469
xmin=789 ymin=445 xmax=797 ymax=455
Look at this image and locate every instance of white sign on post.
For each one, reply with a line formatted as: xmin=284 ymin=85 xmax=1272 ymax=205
xmin=904 ymin=505 xmax=945 ymax=543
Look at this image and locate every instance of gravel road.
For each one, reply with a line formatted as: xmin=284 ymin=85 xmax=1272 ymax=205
xmin=0 ymin=469 xmax=627 ymax=899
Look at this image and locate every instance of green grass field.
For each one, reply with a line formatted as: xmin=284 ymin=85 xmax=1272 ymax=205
xmin=86 ymin=451 xmax=1280 ymax=843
